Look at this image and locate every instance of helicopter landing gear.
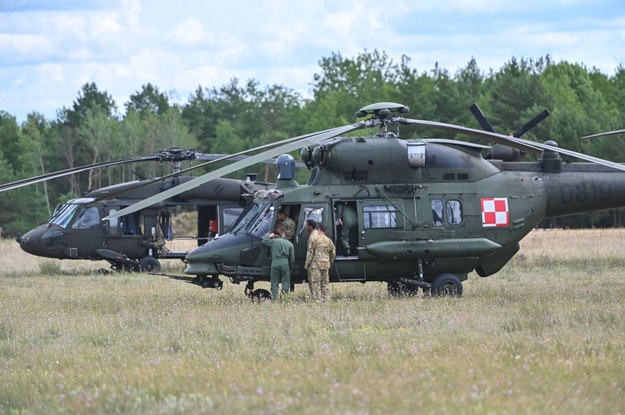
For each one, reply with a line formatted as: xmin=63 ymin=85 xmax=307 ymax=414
xmin=244 ymin=281 xmax=272 ymax=302
xmin=430 ymin=273 xmax=463 ymax=297
xmin=139 ymin=256 xmax=161 ymax=273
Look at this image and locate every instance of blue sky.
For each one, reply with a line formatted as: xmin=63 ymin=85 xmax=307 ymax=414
xmin=1 ymin=0 xmax=623 ymax=122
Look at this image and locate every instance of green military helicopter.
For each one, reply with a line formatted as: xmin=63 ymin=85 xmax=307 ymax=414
xmin=3 ymin=148 xmax=274 ymax=272
xmin=106 ymin=102 xmax=625 ymax=298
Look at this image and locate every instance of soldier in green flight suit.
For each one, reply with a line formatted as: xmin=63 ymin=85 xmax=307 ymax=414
xmin=261 ymin=228 xmax=295 ymax=300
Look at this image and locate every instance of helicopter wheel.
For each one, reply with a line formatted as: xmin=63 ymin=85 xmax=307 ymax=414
xmin=139 ymin=256 xmax=161 ymax=273
xmin=250 ymin=289 xmax=272 ymax=302
xmin=430 ymin=273 xmax=463 ymax=297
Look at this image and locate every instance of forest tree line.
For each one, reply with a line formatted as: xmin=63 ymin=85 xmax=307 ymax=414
xmin=1 ymin=49 xmax=624 ymax=235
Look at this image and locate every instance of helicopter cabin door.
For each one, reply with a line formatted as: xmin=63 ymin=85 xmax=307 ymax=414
xmin=356 ymin=199 xmax=404 ymax=252
xmin=104 ymin=207 xmax=151 ymax=259
xmin=62 ymin=204 xmax=107 ymax=259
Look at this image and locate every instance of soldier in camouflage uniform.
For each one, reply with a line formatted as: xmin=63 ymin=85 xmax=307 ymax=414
xmin=305 ymin=219 xmax=319 ymax=248
xmin=261 ymin=228 xmax=295 ymax=301
xmin=275 ymin=209 xmax=296 ymax=241
xmin=304 ymin=224 xmax=336 ymax=301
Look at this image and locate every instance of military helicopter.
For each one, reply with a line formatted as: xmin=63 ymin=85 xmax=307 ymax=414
xmin=2 ymin=147 xmax=276 ymax=272
xmin=105 ymin=102 xmax=625 ymax=298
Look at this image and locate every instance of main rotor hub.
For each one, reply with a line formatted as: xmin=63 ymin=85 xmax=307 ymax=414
xmin=152 ymin=147 xmax=199 ymax=162
xmin=355 ymin=102 xmax=409 ymax=138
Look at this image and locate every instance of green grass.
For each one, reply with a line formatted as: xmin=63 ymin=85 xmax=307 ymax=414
xmin=1 ymin=231 xmax=625 ymax=414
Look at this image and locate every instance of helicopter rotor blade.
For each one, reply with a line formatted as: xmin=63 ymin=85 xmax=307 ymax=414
xmin=104 ymin=123 xmax=364 ymax=220
xmin=196 ymin=153 xmax=307 ymax=169
xmin=400 ymin=117 xmax=625 ymax=172
xmin=469 ymin=103 xmax=496 ymax=132
xmin=400 ymin=118 xmax=543 ymax=154
xmin=91 ymin=129 xmax=337 ymax=204
xmin=0 ymin=156 xmax=157 ymax=193
xmin=513 ymin=109 xmax=550 ymax=138
xmin=582 ymin=129 xmax=625 ymax=139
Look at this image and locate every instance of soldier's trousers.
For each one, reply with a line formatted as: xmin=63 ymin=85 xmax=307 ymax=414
xmin=308 ymin=267 xmax=330 ymax=300
xmin=270 ymin=260 xmax=290 ymax=300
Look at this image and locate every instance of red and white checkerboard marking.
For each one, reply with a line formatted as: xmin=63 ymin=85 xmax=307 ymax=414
xmin=481 ymin=198 xmax=509 ymax=227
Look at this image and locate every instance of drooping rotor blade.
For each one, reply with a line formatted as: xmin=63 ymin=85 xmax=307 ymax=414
xmin=513 ymin=109 xmax=550 ymax=138
xmin=0 ymin=156 xmax=156 ymax=193
xmin=469 ymin=103 xmax=496 ymax=132
xmin=400 ymin=118 xmax=625 ymax=172
xmin=582 ymin=129 xmax=625 ymax=139
xmin=104 ymin=123 xmax=364 ymax=220
xmin=92 ymin=130 xmax=336 ymax=204
xmin=401 ymin=118 xmax=542 ymax=154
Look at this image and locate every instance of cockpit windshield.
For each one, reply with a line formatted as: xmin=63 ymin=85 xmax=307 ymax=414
xmin=248 ymin=204 xmax=274 ymax=237
xmin=49 ymin=198 xmax=95 ymax=229
xmin=49 ymin=203 xmax=79 ymax=228
xmin=229 ymin=203 xmax=274 ymax=237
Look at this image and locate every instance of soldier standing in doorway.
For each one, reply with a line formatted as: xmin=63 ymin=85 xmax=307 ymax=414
xmin=336 ymin=202 xmax=356 ymax=255
xmin=275 ymin=209 xmax=296 ymax=241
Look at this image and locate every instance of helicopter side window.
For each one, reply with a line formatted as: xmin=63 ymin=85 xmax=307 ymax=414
xmin=431 ymin=199 xmax=444 ymax=226
xmin=120 ymin=213 xmax=142 ymax=235
xmin=72 ymin=206 xmax=101 ymax=230
xmin=446 ymin=200 xmax=463 ymax=225
xmin=432 ymin=199 xmax=463 ymax=226
xmin=363 ymin=205 xmax=398 ymax=229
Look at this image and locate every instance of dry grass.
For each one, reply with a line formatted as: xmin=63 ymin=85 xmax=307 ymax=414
xmin=1 ymin=230 xmax=625 ymax=414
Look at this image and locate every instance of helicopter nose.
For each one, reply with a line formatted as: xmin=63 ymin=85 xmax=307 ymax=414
xmin=18 ymin=226 xmax=62 ymax=258
xmin=18 ymin=232 xmax=41 ymax=256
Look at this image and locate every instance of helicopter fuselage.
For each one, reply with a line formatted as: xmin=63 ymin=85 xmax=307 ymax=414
xmin=17 ymin=176 xmax=263 ymax=271
xmin=181 ymin=135 xmax=625 ymax=292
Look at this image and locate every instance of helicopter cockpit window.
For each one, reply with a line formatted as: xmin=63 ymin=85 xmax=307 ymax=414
xmin=446 ymin=200 xmax=463 ymax=225
xmin=72 ymin=206 xmax=101 ymax=229
xmin=363 ymin=205 xmax=398 ymax=229
xmin=50 ymin=203 xmax=80 ymax=229
xmin=248 ymin=204 xmax=274 ymax=238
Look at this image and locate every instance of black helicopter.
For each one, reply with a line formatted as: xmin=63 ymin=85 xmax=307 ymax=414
xmin=2 ymin=148 xmax=275 ymax=272
xmin=98 ymin=102 xmax=625 ymax=297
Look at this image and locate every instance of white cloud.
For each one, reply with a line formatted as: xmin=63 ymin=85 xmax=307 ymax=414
xmin=0 ymin=0 xmax=623 ymax=121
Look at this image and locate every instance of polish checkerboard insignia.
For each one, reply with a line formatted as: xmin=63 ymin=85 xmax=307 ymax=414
xmin=481 ymin=198 xmax=509 ymax=227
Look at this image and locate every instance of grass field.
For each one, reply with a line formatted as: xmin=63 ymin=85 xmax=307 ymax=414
xmin=1 ymin=229 xmax=624 ymax=414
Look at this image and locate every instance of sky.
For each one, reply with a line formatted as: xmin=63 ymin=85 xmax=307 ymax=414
xmin=0 ymin=0 xmax=624 ymax=123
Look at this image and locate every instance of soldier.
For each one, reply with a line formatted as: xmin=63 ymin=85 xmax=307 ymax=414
xmin=275 ymin=209 xmax=296 ymax=241
xmin=305 ymin=219 xmax=319 ymax=248
xmin=261 ymin=228 xmax=295 ymax=301
xmin=305 ymin=223 xmax=336 ymax=301
xmin=336 ymin=202 xmax=357 ymax=255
